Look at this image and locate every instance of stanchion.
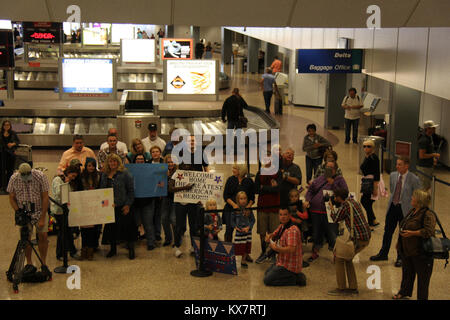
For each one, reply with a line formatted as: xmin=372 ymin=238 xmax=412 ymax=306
xmin=190 ymin=207 xmax=213 ymax=278
xmin=49 ymin=197 xmax=69 ymax=274
xmin=0 ymin=144 xmax=7 ymax=195
xmin=431 ymin=175 xmax=436 ymax=211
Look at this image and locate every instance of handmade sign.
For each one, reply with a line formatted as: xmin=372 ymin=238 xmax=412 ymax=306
xmin=192 ymin=237 xmax=237 ymax=275
xmin=172 ymin=170 xmax=224 ymax=206
xmin=68 ymin=188 xmax=115 ymax=227
xmin=125 ymin=163 xmax=168 ymax=198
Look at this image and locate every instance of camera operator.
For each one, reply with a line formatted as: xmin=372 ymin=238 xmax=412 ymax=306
xmin=263 ymin=208 xmax=306 ymax=287
xmin=7 ymin=163 xmax=50 ymax=275
xmin=327 ymin=188 xmax=371 ymax=296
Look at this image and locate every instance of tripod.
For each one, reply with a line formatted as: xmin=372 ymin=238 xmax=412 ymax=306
xmin=6 ymin=225 xmax=52 ymax=293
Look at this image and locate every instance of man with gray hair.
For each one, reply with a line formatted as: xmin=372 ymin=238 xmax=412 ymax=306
xmin=279 ymin=147 xmax=302 ymax=207
xmin=7 ymin=163 xmax=51 ymax=276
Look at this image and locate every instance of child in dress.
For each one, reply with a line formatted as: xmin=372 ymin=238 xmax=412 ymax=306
xmin=231 ymin=191 xmax=255 ymax=268
xmin=204 ymin=199 xmax=223 ymax=240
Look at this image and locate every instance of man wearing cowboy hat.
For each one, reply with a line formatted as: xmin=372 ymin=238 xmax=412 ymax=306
xmin=417 ymin=120 xmax=440 ymax=191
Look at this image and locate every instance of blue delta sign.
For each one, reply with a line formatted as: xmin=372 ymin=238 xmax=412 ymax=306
xmin=297 ymin=49 xmax=363 ymax=73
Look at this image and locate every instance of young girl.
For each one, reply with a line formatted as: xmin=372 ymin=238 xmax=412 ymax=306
xmin=288 ymin=189 xmax=308 ymax=231
xmin=204 ymin=199 xmax=223 ymax=240
xmin=231 ymin=191 xmax=255 ymax=268
xmin=79 ymin=157 xmax=101 ymax=260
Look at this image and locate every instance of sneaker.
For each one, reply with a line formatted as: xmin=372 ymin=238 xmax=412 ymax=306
xmin=255 ymin=253 xmax=267 ymax=264
xmin=395 ymin=259 xmax=402 ymax=268
xmin=346 ymin=289 xmax=359 ymax=295
xmin=163 ymin=240 xmax=172 ymax=247
xmin=302 ymin=260 xmax=310 ymax=268
xmin=23 ymin=264 xmax=36 ymax=275
xmin=245 ymin=255 xmax=254 ymax=263
xmin=241 ymin=262 xmax=248 ymax=268
xmin=308 ymin=252 xmax=319 ymax=262
xmin=175 ymin=248 xmax=183 ymax=258
xmin=327 ymin=288 xmax=350 ymax=296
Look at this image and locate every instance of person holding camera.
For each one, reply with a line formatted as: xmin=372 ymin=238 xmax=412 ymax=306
xmin=327 ymin=188 xmax=371 ymax=296
xmin=302 ymin=123 xmax=331 ymax=184
xmin=7 ymin=163 xmax=50 ymax=275
xmin=263 ymin=208 xmax=306 ymax=287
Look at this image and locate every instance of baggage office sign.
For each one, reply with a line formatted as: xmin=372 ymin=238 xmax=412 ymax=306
xmin=68 ymin=188 xmax=115 ymax=227
xmin=192 ymin=237 xmax=238 ymax=275
xmin=172 ymin=170 xmax=224 ymax=206
xmin=297 ymin=49 xmax=363 ymax=73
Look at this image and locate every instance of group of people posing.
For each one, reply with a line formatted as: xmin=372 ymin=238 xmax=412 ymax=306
xmin=5 ymin=119 xmax=438 ymax=299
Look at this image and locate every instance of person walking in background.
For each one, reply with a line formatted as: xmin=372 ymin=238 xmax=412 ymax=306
xmin=1 ymin=120 xmax=20 ymax=189
xmin=260 ymin=68 xmax=276 ymax=114
xmin=270 ymin=56 xmax=282 ymax=74
xmin=302 ymin=123 xmax=330 ymax=184
xmin=221 ymin=88 xmax=247 ymax=130
xmin=204 ymin=41 xmax=213 ymax=59
xmin=195 ymin=40 xmax=204 ymax=59
xmin=360 ymin=139 xmax=380 ymax=228
xmin=341 ymin=88 xmax=363 ymax=144
xmin=371 ymin=156 xmax=421 ymax=267
xmin=393 ymin=190 xmax=436 ymax=300
xmin=417 ymin=120 xmax=440 ymax=191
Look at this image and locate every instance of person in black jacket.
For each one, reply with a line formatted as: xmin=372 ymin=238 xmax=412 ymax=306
xmin=1 ymin=120 xmax=20 ymax=190
xmin=222 ymin=88 xmax=248 ymax=130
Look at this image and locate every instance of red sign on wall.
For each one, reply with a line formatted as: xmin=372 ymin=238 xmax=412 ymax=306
xmin=395 ymin=141 xmax=412 ymax=157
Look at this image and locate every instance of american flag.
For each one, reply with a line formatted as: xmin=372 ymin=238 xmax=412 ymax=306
xmin=102 ymin=200 xmax=109 ymax=207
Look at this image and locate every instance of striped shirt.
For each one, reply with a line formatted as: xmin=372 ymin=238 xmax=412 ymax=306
xmin=7 ymin=169 xmax=49 ymax=224
xmin=331 ymin=199 xmax=371 ymax=242
xmin=273 ymin=224 xmax=303 ymax=274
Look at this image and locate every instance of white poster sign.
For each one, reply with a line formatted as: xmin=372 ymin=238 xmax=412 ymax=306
xmin=122 ymin=39 xmax=155 ymax=63
xmin=166 ymin=60 xmax=216 ymax=94
xmin=172 ymin=170 xmax=224 ymax=206
xmin=68 ymin=188 xmax=115 ymax=227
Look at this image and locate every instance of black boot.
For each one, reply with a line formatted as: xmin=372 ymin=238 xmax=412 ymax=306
xmin=128 ymin=242 xmax=135 ymax=260
xmin=106 ymin=243 xmax=117 ymax=258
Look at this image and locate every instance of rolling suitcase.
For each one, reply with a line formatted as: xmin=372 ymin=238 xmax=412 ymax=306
xmin=274 ymin=97 xmax=283 ymax=115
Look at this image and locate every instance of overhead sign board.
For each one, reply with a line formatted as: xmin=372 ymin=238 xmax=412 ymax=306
xmin=297 ymin=49 xmax=363 ymax=73
xmin=22 ymin=22 xmax=62 ymax=44
xmin=121 ymin=39 xmax=155 ymax=64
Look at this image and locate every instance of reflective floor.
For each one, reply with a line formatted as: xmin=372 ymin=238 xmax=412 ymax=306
xmin=0 ymin=67 xmax=449 ymax=300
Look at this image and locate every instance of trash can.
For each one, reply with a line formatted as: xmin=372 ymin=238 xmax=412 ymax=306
xmin=233 ymin=57 xmax=244 ymax=74
xmin=358 ymin=135 xmax=384 ymax=174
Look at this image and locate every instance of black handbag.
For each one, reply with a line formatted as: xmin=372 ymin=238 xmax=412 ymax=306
xmin=360 ymin=177 xmax=374 ymax=195
xmin=422 ymin=210 xmax=450 ymax=268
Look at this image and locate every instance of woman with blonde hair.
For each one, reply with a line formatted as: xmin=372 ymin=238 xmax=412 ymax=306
xmin=223 ymin=163 xmax=255 ymax=249
xmin=360 ymin=138 xmax=380 ymax=227
xmin=393 ymin=189 xmax=436 ymax=300
xmin=126 ymin=138 xmax=151 ymax=163
xmin=100 ymin=153 xmax=136 ymax=259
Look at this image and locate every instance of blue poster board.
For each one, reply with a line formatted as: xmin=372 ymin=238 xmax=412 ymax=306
xmin=125 ymin=163 xmax=168 ymax=198
xmin=192 ymin=237 xmax=237 ymax=275
xmin=297 ymin=49 xmax=363 ymax=73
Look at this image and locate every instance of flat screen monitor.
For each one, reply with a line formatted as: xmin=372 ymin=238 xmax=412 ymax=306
xmin=60 ymin=58 xmax=115 ymax=100
xmin=82 ymin=28 xmax=108 ymax=46
xmin=121 ymin=39 xmax=155 ymax=63
xmin=161 ymin=38 xmax=193 ymax=60
xmin=165 ymin=60 xmax=217 ymax=96
xmin=111 ymin=24 xmax=134 ymax=44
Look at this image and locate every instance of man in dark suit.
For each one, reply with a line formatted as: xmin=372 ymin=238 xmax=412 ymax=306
xmin=370 ymin=156 xmax=421 ymax=267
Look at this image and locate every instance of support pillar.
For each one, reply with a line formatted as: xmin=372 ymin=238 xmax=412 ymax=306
xmin=247 ymin=37 xmax=259 ymax=73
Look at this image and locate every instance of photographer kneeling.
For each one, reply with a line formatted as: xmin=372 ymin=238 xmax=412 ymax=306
xmin=263 ymin=208 xmax=306 ymax=287
xmin=7 ymin=163 xmax=51 ymax=275
xmin=327 ymin=188 xmax=371 ymax=296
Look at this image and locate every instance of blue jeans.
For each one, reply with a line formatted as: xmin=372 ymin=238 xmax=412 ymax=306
xmin=134 ymin=200 xmax=156 ymax=247
xmin=305 ymin=156 xmax=323 ymax=183
xmin=263 ymin=91 xmax=273 ymax=112
xmin=344 ymin=118 xmax=359 ymax=143
xmin=174 ymin=203 xmax=201 ymax=248
xmin=264 ymin=264 xmax=306 ymax=286
xmin=160 ymin=197 xmax=176 ymax=243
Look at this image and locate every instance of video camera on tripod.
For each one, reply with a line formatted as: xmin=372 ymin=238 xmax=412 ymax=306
xmin=15 ymin=202 xmax=34 ymax=227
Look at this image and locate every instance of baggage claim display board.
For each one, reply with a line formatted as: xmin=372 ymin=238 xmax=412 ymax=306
xmin=163 ymin=59 xmax=219 ymax=101
xmin=59 ymin=58 xmax=116 ymax=100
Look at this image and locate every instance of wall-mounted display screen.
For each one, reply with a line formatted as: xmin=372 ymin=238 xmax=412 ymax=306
xmin=121 ymin=39 xmax=155 ymax=63
xmin=111 ymin=24 xmax=134 ymax=44
xmin=82 ymin=28 xmax=108 ymax=45
xmin=0 ymin=30 xmax=14 ymax=68
xmin=22 ymin=22 xmax=62 ymax=44
xmin=0 ymin=20 xmax=12 ymax=30
xmin=62 ymin=58 xmax=113 ymax=94
xmin=162 ymin=38 xmax=193 ymax=60
xmin=166 ymin=60 xmax=216 ymax=94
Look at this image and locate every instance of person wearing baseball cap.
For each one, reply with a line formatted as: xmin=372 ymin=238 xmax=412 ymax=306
xmin=417 ymin=120 xmax=440 ymax=191
xmin=141 ymin=122 xmax=166 ymax=155
xmin=7 ymin=163 xmax=51 ymax=276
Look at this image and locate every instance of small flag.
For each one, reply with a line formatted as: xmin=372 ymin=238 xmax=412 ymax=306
xmin=102 ymin=200 xmax=109 ymax=207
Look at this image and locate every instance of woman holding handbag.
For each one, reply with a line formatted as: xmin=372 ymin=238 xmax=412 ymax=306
xmin=360 ymin=139 xmax=380 ymax=227
xmin=327 ymin=188 xmax=371 ymax=296
xmin=393 ymin=189 xmax=436 ymax=300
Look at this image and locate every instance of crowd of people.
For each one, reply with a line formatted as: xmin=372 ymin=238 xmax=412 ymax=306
xmin=4 ymin=117 xmax=439 ymax=300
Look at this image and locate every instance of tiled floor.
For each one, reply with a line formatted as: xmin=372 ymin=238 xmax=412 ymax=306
xmin=0 ymin=69 xmax=449 ymax=300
